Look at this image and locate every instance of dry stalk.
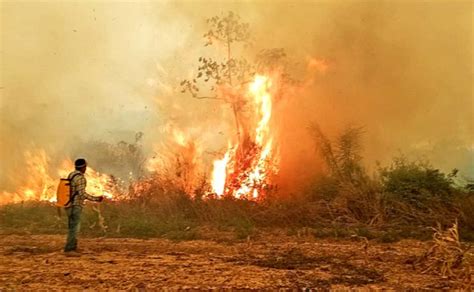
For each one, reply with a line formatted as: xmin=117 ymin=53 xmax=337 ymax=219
xmin=351 ymin=235 xmax=369 ymax=264
xmin=90 ymin=205 xmax=108 ymax=234
xmin=417 ymin=220 xmax=472 ymax=289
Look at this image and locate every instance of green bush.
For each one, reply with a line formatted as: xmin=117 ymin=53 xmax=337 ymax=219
xmin=379 ymin=156 xmax=457 ymax=202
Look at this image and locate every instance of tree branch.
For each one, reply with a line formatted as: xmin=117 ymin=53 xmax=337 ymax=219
xmin=191 ymin=95 xmax=225 ymax=101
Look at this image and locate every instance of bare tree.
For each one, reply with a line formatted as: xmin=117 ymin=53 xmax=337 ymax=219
xmin=181 ymin=12 xmax=254 ymax=145
xmin=181 ymin=12 xmax=299 ymax=185
xmin=181 ymin=12 xmax=295 ymax=151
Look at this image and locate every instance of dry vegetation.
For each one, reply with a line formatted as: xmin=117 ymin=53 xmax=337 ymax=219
xmin=1 ymin=5 xmax=472 ymax=290
xmin=1 ymin=127 xmax=473 ymax=289
xmin=1 ymin=233 xmax=472 ymax=290
xmin=415 ymin=221 xmax=472 ymax=289
xmin=1 ymin=13 xmax=473 ymax=285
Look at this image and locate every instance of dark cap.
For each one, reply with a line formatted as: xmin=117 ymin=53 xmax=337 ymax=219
xmin=74 ymin=158 xmax=87 ymax=169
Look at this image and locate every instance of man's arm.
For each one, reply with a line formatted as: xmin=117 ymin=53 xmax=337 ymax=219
xmin=75 ymin=175 xmax=102 ymax=202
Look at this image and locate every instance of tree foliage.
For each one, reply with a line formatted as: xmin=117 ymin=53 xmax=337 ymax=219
xmin=180 ymin=11 xmax=254 ymax=101
xmin=180 ymin=11 xmax=293 ymax=147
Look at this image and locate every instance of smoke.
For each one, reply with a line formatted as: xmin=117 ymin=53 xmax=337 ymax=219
xmin=1 ymin=1 xmax=472 ymax=192
xmin=255 ymin=1 xmax=473 ymax=188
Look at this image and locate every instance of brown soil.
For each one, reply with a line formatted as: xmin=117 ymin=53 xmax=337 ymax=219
xmin=0 ymin=233 xmax=469 ymax=290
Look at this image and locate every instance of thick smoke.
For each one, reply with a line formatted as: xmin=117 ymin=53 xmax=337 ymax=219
xmin=1 ymin=1 xmax=472 ymax=193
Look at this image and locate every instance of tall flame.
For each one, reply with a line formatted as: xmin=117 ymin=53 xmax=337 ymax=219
xmin=211 ymin=151 xmax=230 ymax=196
xmin=210 ymin=74 xmax=278 ymax=199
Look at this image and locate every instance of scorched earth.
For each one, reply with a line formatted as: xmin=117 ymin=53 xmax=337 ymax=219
xmin=0 ymin=232 xmax=463 ymax=290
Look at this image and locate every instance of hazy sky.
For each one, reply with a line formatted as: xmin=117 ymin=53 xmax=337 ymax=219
xmin=1 ymin=0 xmax=472 ymax=191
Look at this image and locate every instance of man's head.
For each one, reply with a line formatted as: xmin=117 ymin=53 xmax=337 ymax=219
xmin=74 ymin=158 xmax=87 ymax=173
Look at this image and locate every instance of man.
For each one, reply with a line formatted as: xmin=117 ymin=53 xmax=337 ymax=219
xmin=64 ymin=158 xmax=104 ymax=256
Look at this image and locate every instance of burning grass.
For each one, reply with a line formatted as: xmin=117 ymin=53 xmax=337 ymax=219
xmin=1 ymin=73 xmax=473 ymax=277
xmin=1 ymin=125 xmax=473 ymax=245
xmin=2 ymin=47 xmax=472 ymax=243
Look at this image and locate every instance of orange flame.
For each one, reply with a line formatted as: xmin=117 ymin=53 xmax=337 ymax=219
xmin=2 ymin=75 xmax=280 ymax=203
xmin=211 ymin=151 xmax=230 ymax=196
xmin=0 ymin=149 xmax=118 ymax=205
xmin=210 ymin=74 xmax=279 ymax=199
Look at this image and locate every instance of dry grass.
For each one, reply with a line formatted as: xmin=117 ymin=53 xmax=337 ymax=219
xmin=416 ymin=220 xmax=472 ymax=289
xmin=0 ymin=233 xmax=450 ymax=289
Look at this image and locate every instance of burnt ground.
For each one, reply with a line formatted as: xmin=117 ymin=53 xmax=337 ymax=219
xmin=0 ymin=233 xmax=470 ymax=290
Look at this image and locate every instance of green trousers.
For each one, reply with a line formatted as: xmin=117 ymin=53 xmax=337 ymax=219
xmin=64 ymin=205 xmax=82 ymax=252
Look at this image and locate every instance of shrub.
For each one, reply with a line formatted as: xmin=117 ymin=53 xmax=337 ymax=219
xmin=379 ymin=156 xmax=457 ymax=202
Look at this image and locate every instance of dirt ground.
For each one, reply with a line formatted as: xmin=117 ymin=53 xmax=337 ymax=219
xmin=0 ymin=233 xmax=470 ymax=290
